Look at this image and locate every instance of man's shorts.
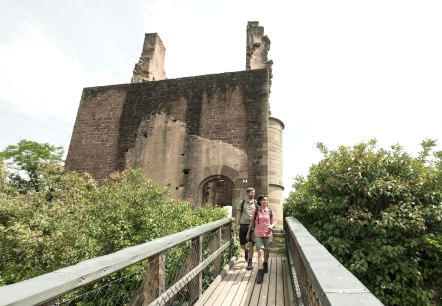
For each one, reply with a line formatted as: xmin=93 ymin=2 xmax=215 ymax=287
xmin=239 ymin=224 xmax=255 ymax=246
xmin=255 ymin=236 xmax=271 ymax=251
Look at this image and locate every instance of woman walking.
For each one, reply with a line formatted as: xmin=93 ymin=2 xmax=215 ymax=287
xmin=246 ymin=194 xmax=276 ymax=283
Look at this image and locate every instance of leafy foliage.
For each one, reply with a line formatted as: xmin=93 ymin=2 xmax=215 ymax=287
xmin=0 ymin=140 xmax=64 ymax=193
xmin=0 ymin=166 xmax=227 ymax=286
xmin=284 ymin=139 xmax=442 ymax=305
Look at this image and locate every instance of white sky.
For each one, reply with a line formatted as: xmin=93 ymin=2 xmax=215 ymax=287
xmin=1 ymin=0 xmax=441 ymax=198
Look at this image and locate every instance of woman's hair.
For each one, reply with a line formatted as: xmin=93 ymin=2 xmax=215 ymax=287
xmin=257 ymin=194 xmax=268 ymax=205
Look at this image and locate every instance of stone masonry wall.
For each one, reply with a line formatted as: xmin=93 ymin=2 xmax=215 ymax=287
xmin=66 ymin=68 xmax=271 ymax=204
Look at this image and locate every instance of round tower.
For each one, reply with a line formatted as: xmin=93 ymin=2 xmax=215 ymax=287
xmin=268 ymin=116 xmax=284 ymax=228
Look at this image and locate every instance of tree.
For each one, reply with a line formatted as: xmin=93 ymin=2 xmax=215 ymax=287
xmin=284 ymin=139 xmax=442 ymax=305
xmin=0 ymin=168 xmax=228 ymax=288
xmin=0 ymin=140 xmax=64 ymax=193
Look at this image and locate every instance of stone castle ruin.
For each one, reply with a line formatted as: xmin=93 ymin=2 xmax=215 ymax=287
xmin=66 ymin=21 xmax=284 ymax=225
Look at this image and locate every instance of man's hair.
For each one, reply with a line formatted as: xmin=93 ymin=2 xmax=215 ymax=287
xmin=246 ymin=187 xmax=255 ymax=194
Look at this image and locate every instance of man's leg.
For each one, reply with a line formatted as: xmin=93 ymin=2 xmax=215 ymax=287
xmin=240 ymin=244 xmax=247 ymax=259
xmin=248 ymin=242 xmax=255 ymax=259
xmin=246 ymin=241 xmax=254 ymax=270
xmin=239 ymin=225 xmax=248 ymax=261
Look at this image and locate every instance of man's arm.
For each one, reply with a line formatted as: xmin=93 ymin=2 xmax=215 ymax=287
xmin=246 ymin=211 xmax=255 ymax=238
xmin=235 ymin=209 xmax=241 ymax=231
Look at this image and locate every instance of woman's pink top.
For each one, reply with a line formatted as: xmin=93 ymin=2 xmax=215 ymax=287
xmin=252 ymin=207 xmax=275 ymax=237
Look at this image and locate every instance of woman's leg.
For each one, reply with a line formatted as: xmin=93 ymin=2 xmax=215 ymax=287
xmin=263 ymin=239 xmax=270 ymax=272
xmin=255 ymin=237 xmax=265 ymax=283
xmin=258 ymin=249 xmax=264 ymax=269
xmin=257 ymin=249 xmax=265 ymax=283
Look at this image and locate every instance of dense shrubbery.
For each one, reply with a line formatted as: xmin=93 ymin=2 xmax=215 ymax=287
xmin=0 ymin=160 xmax=227 ymax=286
xmin=284 ymin=139 xmax=442 ymax=305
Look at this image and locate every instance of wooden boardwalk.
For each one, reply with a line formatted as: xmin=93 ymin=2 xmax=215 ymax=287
xmin=196 ymin=254 xmax=294 ymax=306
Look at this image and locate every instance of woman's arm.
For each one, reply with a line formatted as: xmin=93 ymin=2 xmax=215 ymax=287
xmin=268 ymin=213 xmax=276 ymax=230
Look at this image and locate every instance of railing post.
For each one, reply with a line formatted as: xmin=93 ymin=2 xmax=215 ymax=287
xmin=228 ymin=222 xmax=233 ymax=259
xmin=189 ymin=236 xmax=203 ymax=303
xmin=211 ymin=228 xmax=222 ymax=278
xmin=131 ymin=253 xmax=165 ymax=305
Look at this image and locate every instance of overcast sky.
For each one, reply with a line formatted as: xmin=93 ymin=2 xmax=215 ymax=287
xmin=1 ymin=0 xmax=441 ymax=198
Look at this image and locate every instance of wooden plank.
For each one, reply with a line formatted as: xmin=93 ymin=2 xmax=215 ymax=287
xmin=202 ymin=263 xmax=237 ymax=305
xmin=229 ymin=256 xmax=255 ymax=306
xmin=212 ymin=261 xmax=244 ymax=305
xmin=200 ymin=256 xmax=288 ymax=306
xmin=239 ymin=256 xmax=260 ymax=306
xmin=203 ymin=260 xmax=244 ymax=305
xmin=195 ymin=258 xmax=235 ymax=306
xmin=257 ymin=257 xmax=271 ymax=306
xmin=221 ymin=260 xmax=249 ymax=306
xmin=266 ymin=257 xmax=278 ymax=306
xmin=275 ymin=257 xmax=285 ymax=306
xmin=248 ymin=257 xmax=263 ymax=306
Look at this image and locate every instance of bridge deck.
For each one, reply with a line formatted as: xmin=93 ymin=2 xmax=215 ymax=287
xmin=197 ymin=254 xmax=293 ymax=306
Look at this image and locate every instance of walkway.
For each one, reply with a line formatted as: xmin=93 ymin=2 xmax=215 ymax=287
xmin=196 ymin=254 xmax=293 ymax=306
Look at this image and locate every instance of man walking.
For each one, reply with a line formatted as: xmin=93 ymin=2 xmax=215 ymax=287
xmin=236 ymin=187 xmax=258 ymax=270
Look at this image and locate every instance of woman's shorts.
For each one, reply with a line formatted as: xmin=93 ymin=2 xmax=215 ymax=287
xmin=255 ymin=236 xmax=271 ymax=251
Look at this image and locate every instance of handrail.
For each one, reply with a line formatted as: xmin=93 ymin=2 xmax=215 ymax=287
xmin=285 ymin=217 xmax=384 ymax=305
xmin=0 ymin=217 xmax=233 ymax=306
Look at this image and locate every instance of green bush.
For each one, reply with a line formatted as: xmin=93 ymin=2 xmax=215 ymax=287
xmin=0 ymin=166 xmax=227 ymax=286
xmin=284 ymin=139 xmax=442 ymax=305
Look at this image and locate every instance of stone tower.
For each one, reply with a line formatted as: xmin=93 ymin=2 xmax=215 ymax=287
xmin=65 ymin=21 xmax=284 ymax=226
xmin=245 ymin=21 xmax=284 ymax=225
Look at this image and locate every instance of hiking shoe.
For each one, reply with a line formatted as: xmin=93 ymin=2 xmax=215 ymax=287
xmin=247 ymin=259 xmax=253 ymax=270
xmin=244 ymin=250 xmax=248 ymax=261
xmin=263 ymin=262 xmax=268 ymax=273
xmin=256 ymin=269 xmax=264 ymax=283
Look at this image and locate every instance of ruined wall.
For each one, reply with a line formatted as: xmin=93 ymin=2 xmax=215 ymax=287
xmin=246 ymin=21 xmax=272 ymax=71
xmin=131 ymin=33 xmax=166 ymax=82
xmin=66 ymin=21 xmax=284 ymax=226
xmin=65 ymin=87 xmax=129 ymax=179
xmin=66 ymin=68 xmax=271 ymax=204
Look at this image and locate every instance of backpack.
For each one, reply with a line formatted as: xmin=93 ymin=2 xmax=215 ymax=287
xmin=253 ymin=207 xmax=273 ymax=225
xmin=240 ymin=199 xmax=258 ymax=215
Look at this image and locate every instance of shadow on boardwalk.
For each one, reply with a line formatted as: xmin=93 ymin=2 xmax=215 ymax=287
xmin=196 ymin=252 xmax=293 ymax=306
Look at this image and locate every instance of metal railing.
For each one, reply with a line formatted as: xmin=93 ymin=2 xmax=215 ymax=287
xmin=0 ymin=217 xmax=233 ymax=306
xmin=284 ymin=217 xmax=384 ymax=306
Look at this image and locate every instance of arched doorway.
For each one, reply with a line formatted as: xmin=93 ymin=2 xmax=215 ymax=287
xmin=200 ymin=175 xmax=234 ymax=208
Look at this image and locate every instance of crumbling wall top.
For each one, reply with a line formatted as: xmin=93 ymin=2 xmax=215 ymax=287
xmin=131 ymin=33 xmax=166 ymax=83
xmin=246 ymin=21 xmax=272 ymax=71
